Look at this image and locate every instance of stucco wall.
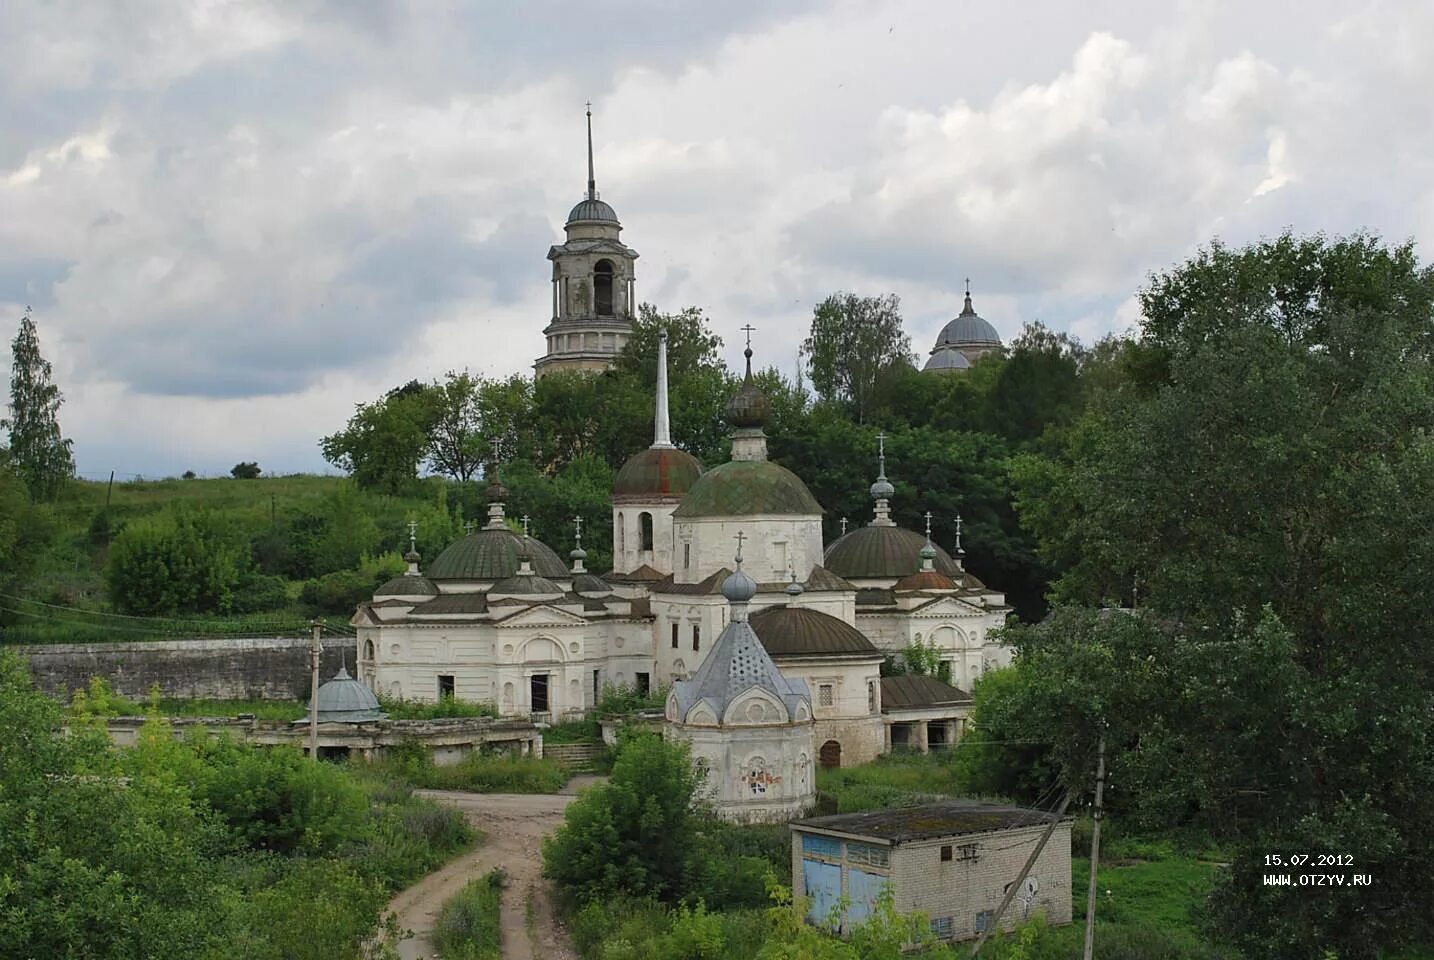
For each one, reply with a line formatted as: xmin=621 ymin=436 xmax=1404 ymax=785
xmin=15 ymin=636 xmax=350 ymax=701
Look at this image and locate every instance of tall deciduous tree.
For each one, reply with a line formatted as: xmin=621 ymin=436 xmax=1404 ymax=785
xmin=425 ymin=370 xmax=485 ymax=482
xmin=803 ymin=293 xmax=913 ymax=423
xmin=1010 ymin=233 xmax=1434 ymax=956
xmin=319 ymin=380 xmax=438 ymax=493
xmin=4 ymin=309 xmax=74 ymax=500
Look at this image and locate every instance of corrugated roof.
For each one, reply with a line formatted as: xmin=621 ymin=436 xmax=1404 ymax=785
xmin=409 ymin=594 xmax=489 ymax=616
xmin=880 ymin=675 xmax=972 ymax=710
xmin=652 ymin=568 xmax=731 ymax=595
xmin=750 ymin=606 xmax=879 ymax=658
xmin=793 ymin=799 xmax=1065 ymax=844
xmin=375 ymin=574 xmax=438 ymax=597
xmin=605 ymin=563 xmax=667 ymax=583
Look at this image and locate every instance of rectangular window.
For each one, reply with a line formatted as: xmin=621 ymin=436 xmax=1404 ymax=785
xmin=671 ymin=622 xmax=679 ymax=648
xmin=801 ymin=834 xmax=843 ymax=858
xmin=941 ymin=845 xmax=953 ymax=862
xmin=974 ymin=911 xmax=992 ymax=933
xmin=692 ymin=624 xmax=701 ymax=652
xmin=635 ymin=672 xmax=650 ymax=696
xmin=818 ymin=684 xmax=834 ymax=707
xmin=930 ymin=917 xmax=954 ymax=939
xmin=683 ymin=543 xmax=691 ymax=569
xmin=438 ymin=675 xmax=455 ymax=699
xmin=846 ymin=842 xmax=889 ymax=868
xmin=956 ymin=843 xmax=980 ymax=861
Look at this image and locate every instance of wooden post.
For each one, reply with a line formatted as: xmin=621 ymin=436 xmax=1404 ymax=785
xmin=308 ymin=618 xmax=324 ymax=761
xmin=1083 ymin=734 xmax=1107 ymax=960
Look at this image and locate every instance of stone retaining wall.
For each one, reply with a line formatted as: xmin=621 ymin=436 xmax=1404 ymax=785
xmin=13 ymin=636 xmax=353 ymax=701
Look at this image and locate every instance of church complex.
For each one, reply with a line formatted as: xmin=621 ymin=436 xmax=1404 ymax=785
xmin=352 ymin=111 xmax=1014 ymax=822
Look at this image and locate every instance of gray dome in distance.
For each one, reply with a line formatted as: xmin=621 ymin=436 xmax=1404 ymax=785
xmin=311 ymin=666 xmax=384 ymax=723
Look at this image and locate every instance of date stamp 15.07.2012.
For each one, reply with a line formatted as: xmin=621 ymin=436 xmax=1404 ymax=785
xmin=1261 ymin=854 xmax=1371 ymax=887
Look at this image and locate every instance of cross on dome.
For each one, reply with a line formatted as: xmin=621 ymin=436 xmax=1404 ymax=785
xmin=954 ymin=512 xmax=964 ymax=553
xmin=734 ymin=530 xmax=747 ymax=565
xmin=923 ymin=511 xmax=933 ymax=543
xmin=840 ymin=517 xmax=849 ymax=536
xmin=408 ymin=520 xmax=418 ymax=553
xmin=463 ymin=519 xmax=475 ymax=535
xmin=520 ymin=515 xmax=531 ymax=537
xmin=572 ymin=515 xmax=583 ymax=545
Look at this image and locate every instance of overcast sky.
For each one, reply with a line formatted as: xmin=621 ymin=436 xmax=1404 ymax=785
xmin=2 ymin=0 xmax=1431 ymax=478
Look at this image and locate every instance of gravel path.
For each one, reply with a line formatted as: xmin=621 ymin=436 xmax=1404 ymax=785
xmin=390 ymin=777 xmax=605 ymax=960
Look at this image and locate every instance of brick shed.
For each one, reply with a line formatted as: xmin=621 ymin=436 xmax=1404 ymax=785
xmin=790 ymin=799 xmax=1072 ymax=941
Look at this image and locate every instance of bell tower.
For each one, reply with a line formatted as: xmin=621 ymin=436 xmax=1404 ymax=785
xmin=536 ymin=105 xmax=640 ymax=378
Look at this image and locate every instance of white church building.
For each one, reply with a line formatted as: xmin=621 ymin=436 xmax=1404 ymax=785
xmin=351 ymin=110 xmax=1013 ymax=819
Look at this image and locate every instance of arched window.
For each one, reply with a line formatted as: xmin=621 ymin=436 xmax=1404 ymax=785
xmin=617 ymin=513 xmax=625 ymax=554
xmin=594 ymin=259 xmax=615 ymax=316
xmin=639 ymin=511 xmax=654 ymax=551
xmin=363 ymin=639 xmax=375 ymax=661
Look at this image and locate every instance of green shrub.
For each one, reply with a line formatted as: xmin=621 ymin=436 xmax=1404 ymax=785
xmin=369 ymin=745 xmax=568 ymax=794
xmin=231 ymin=572 xmax=291 ymax=614
xmin=380 ymin=695 xmax=500 ymax=719
xmin=543 ymin=718 xmax=602 ymax=743
xmin=433 ymin=870 xmax=505 ymax=960
xmin=595 ymin=680 xmax=667 ymax=714
xmin=105 ymin=504 xmax=249 ymax=614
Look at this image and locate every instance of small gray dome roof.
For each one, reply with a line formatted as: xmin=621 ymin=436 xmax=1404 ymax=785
xmin=573 ymin=573 xmax=612 ymax=597
xmin=311 ymin=666 xmax=384 ymax=723
xmin=567 ymin=197 xmax=619 ymax=225
xmin=934 ymin=290 xmax=1001 ymax=349
xmin=488 ymin=573 xmax=565 ymax=600
xmin=923 ymin=349 xmax=972 ymax=372
xmin=375 ymin=574 xmax=438 ymax=598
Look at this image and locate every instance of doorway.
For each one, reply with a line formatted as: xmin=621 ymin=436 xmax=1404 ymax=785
xmin=819 ymin=739 xmax=842 ymax=769
xmin=530 ymin=674 xmax=550 ymax=714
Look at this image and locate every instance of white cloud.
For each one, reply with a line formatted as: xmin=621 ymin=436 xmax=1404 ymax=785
xmin=1 ymin=0 xmax=1432 ymax=475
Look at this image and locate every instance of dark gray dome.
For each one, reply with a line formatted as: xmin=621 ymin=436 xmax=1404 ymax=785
xmin=567 ymin=198 xmax=619 ymax=224
xmin=311 ymin=666 xmax=384 ymax=723
xmin=573 ymin=573 xmax=612 ymax=597
xmin=488 ymin=573 xmax=565 ymax=600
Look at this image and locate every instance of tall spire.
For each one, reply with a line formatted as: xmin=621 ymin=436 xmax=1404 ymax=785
xmin=653 ymin=330 xmax=673 ymax=448
xmin=961 ymin=277 xmax=976 ymax=317
xmin=585 ymin=101 xmax=597 ymax=201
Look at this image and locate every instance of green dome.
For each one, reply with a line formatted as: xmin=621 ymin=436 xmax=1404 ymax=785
xmin=824 ymin=525 xmax=961 ymax=580
xmin=614 ymin=447 xmax=704 ymax=501
xmin=426 ymin=528 xmax=569 ymax=580
xmin=672 ymin=460 xmax=823 ymax=519
xmin=750 ymin=606 xmax=878 ymax=657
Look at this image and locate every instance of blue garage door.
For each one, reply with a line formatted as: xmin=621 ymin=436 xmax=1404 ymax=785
xmin=848 ymin=868 xmax=888 ymax=927
xmin=802 ymin=859 xmax=841 ymax=926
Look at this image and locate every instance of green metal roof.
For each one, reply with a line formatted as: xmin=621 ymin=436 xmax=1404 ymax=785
xmin=672 ymin=460 xmax=823 ymax=518
xmin=750 ymin=606 xmax=879 ymax=658
xmin=426 ymin=529 xmax=569 ymax=580
xmin=824 ymin=525 xmax=960 ymax=579
xmin=880 ymin=675 xmax=972 ymax=710
xmin=613 ymin=446 xmax=704 ymax=500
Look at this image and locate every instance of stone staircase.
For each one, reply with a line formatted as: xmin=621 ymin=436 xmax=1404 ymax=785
xmin=542 ymin=742 xmax=606 ymax=771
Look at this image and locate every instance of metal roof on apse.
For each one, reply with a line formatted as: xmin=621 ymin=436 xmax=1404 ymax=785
xmin=750 ymin=606 xmax=880 ymax=658
xmin=374 ymin=574 xmax=438 ymax=597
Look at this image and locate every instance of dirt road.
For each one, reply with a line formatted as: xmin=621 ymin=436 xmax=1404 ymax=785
xmin=390 ymin=778 xmax=603 ymax=960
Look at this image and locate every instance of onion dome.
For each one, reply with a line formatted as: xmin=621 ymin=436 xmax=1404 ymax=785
xmin=672 ymin=460 xmax=823 ymax=518
xmin=726 ymin=376 xmax=771 ymax=429
xmin=824 ymin=526 xmax=963 ymax=580
xmin=870 ymin=474 xmax=895 ymax=499
xmin=614 ymin=447 xmax=704 ymax=501
xmin=721 ymin=566 xmax=757 ymax=604
xmin=894 ymin=569 xmax=959 ymax=592
xmin=310 ymin=665 xmax=384 ymax=723
xmin=750 ymin=606 xmax=879 ymax=657
xmin=426 ymin=529 xmax=568 ymax=580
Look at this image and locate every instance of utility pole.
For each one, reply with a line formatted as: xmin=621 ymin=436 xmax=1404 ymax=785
xmin=969 ymin=789 xmax=1074 ymax=956
xmin=307 ymin=618 xmax=324 ymax=761
xmin=1083 ymin=734 xmax=1107 ymax=960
